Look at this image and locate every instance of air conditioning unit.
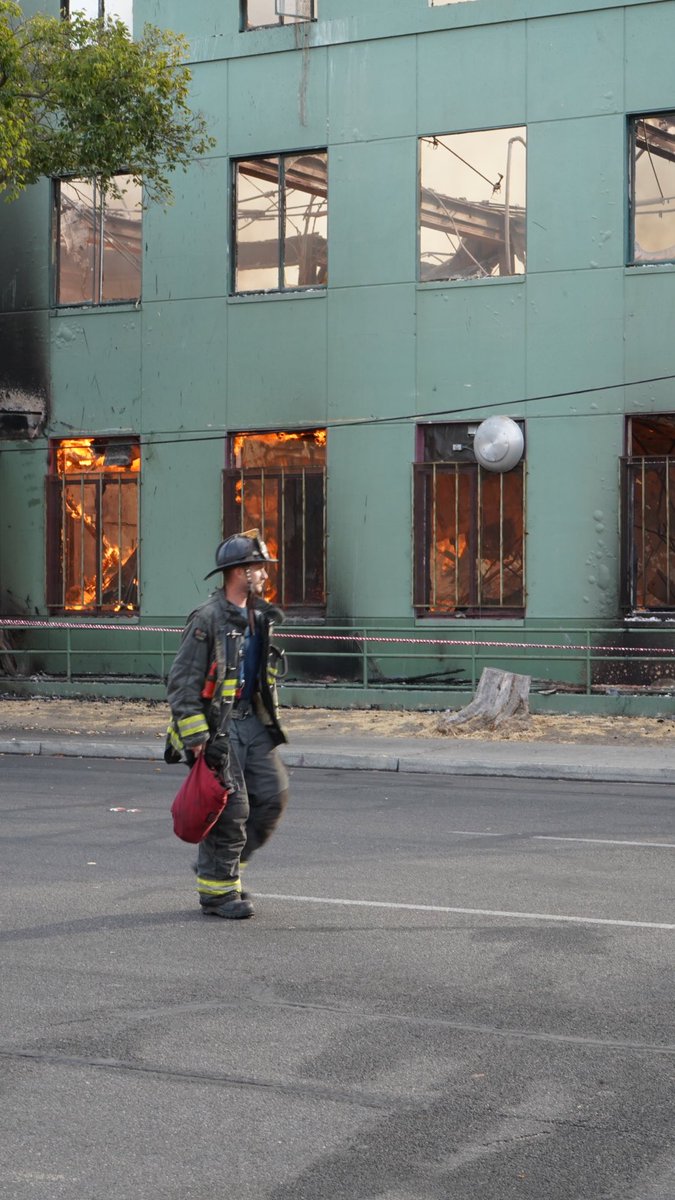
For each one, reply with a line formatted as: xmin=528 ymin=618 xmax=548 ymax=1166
xmin=275 ymin=0 xmax=315 ymax=19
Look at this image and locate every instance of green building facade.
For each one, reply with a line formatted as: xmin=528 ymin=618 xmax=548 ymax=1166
xmin=2 ymin=0 xmax=675 ymax=707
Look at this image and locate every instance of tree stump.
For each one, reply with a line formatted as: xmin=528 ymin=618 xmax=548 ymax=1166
xmin=438 ymin=667 xmax=531 ymax=731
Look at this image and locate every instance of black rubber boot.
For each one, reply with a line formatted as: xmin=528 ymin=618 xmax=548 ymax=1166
xmin=201 ymin=894 xmax=254 ymax=920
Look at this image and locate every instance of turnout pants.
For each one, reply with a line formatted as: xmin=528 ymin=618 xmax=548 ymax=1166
xmin=196 ymin=707 xmax=289 ymax=905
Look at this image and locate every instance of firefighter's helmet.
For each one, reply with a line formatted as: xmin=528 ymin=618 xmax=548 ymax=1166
xmin=204 ymin=530 xmax=276 ymax=579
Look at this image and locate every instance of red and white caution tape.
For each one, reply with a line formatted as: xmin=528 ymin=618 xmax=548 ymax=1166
xmin=1 ymin=618 xmax=674 ymax=656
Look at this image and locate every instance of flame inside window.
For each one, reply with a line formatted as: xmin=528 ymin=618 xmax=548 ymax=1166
xmin=226 ymin=430 xmax=326 ymax=608
xmin=52 ymin=438 xmax=140 ymax=613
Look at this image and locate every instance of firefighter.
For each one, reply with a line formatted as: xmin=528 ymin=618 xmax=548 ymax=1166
xmin=166 ymin=531 xmax=289 ymax=919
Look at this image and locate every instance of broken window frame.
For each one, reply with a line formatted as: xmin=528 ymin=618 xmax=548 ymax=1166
xmin=223 ymin=431 xmax=327 ymax=613
xmin=52 ymin=174 xmax=142 ymax=308
xmin=621 ymin=415 xmax=675 ymax=612
xmin=241 ymin=0 xmax=316 ymax=31
xmin=418 ymin=127 xmax=527 ymax=283
xmin=46 ymin=437 xmax=141 ymax=615
xmin=413 ymin=424 xmax=526 ymax=618
xmin=232 ymin=151 xmax=328 ymax=295
xmin=628 ymin=112 xmax=675 ymax=266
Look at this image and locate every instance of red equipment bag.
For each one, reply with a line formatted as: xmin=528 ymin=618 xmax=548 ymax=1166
xmin=171 ymin=754 xmax=229 ymax=843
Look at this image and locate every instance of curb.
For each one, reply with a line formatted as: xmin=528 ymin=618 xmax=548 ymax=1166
xmin=3 ymin=736 xmax=675 ymax=785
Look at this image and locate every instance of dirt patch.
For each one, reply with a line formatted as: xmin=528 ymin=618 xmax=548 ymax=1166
xmin=1 ymin=694 xmax=675 ymax=745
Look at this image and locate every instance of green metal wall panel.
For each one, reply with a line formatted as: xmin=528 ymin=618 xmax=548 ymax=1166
xmin=625 ymin=271 xmax=675 ymax=384
xmin=417 ymin=22 xmax=527 ymax=134
xmin=138 ymin=435 xmax=225 ymax=617
xmin=0 ymin=441 xmax=46 ymax=612
xmin=141 ymin=299 xmax=229 ymax=432
xmin=525 ymin=415 xmax=622 ymax=619
xmin=142 ymin=159 xmax=229 ymax=302
xmin=525 ymin=269 xmax=625 ymax=398
xmin=326 ymin=284 xmax=416 ymax=420
xmin=416 ymin=281 xmax=526 ymax=416
xmin=226 ymin=296 xmax=327 ymax=426
xmin=526 ymin=10 xmax=624 ymax=121
xmin=329 ymin=137 xmax=418 ymax=287
xmin=227 ymin=47 xmax=328 ymax=155
xmin=328 ymin=36 xmax=418 ymax=144
xmin=50 ymin=312 xmax=142 ymax=433
xmin=326 ymin=423 xmax=415 ymax=620
xmin=527 ymin=116 xmax=625 ymax=272
xmin=625 ymin=1 xmax=675 ymax=111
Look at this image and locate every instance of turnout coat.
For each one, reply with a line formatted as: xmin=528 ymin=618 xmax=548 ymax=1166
xmin=165 ymin=590 xmax=287 ymax=760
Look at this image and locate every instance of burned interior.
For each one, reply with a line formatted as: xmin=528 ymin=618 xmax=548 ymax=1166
xmin=53 ymin=175 xmax=142 ymax=306
xmin=419 ymin=127 xmax=526 ymax=281
xmin=223 ymin=430 xmax=326 ymax=611
xmin=234 ymin=153 xmax=328 ymax=293
xmin=46 ymin=437 xmax=140 ymax=613
xmin=243 ymin=0 xmax=316 ymax=27
xmin=623 ymin=414 xmax=675 ymax=611
xmin=630 ymin=113 xmax=675 ymax=264
xmin=414 ymin=423 xmax=525 ymax=616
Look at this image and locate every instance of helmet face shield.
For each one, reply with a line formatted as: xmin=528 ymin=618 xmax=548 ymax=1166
xmin=204 ymin=529 xmax=277 ymax=579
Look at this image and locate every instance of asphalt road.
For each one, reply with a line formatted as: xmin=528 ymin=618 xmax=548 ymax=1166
xmin=1 ymin=757 xmax=674 ymax=1200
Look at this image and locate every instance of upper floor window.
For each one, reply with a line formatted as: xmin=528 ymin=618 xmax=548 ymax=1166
xmin=419 ymin=127 xmax=526 ymax=282
xmin=53 ymin=175 xmax=142 ymax=307
xmin=242 ymin=0 xmax=316 ymax=29
xmin=413 ymin=423 xmax=525 ymax=617
xmin=46 ymin=437 xmax=140 ymax=614
xmin=223 ymin=430 xmax=327 ymax=612
xmin=233 ymin=152 xmax=327 ymax=294
xmin=62 ymin=1 xmax=132 ymax=31
xmin=621 ymin=415 xmax=675 ymax=611
xmin=629 ymin=114 xmax=675 ymax=265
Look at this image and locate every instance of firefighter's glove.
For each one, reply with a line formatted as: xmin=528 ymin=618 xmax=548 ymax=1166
xmin=205 ymin=736 xmax=233 ymax=788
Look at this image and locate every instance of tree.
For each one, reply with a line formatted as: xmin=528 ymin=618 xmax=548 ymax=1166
xmin=0 ymin=1 xmax=215 ymax=204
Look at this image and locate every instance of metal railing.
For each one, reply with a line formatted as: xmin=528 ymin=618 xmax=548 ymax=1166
xmin=1 ymin=618 xmax=675 ymax=695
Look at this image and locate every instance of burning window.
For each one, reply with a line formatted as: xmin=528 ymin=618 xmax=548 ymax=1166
xmin=46 ymin=438 xmax=140 ymax=613
xmin=629 ymin=114 xmax=675 ymax=265
xmin=233 ymin=153 xmax=327 ymax=293
xmin=242 ymin=0 xmax=316 ymax=29
xmin=622 ymin=415 xmax=675 ymax=611
xmin=53 ymin=175 xmax=142 ymax=306
xmin=413 ymin=424 xmax=525 ymax=616
xmin=419 ymin=128 xmax=526 ymax=281
xmin=224 ymin=431 xmax=326 ymax=611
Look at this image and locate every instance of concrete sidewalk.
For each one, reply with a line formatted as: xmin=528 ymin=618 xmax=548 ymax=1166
xmin=3 ymin=728 xmax=675 ymax=784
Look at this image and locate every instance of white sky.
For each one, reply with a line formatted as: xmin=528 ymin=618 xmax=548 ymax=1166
xmin=70 ymin=1 xmax=133 ymax=31
xmin=421 ymin=128 xmax=526 ymax=208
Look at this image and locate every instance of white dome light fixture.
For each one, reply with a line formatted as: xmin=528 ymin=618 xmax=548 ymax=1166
xmin=473 ymin=415 xmax=524 ymax=473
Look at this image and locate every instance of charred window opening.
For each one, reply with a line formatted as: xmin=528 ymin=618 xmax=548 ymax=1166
xmin=413 ymin=424 xmax=525 ymax=616
xmin=224 ymin=431 xmax=326 ymax=612
xmin=233 ymin=153 xmax=327 ymax=293
xmin=419 ymin=128 xmax=526 ymax=281
xmin=242 ymin=0 xmax=316 ymax=30
xmin=53 ymin=175 xmax=142 ymax=306
xmin=622 ymin=415 xmax=675 ymax=611
xmin=629 ymin=114 xmax=675 ymax=265
xmin=46 ymin=437 xmax=140 ymax=614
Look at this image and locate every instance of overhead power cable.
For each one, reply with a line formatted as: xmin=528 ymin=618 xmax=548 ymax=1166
xmin=2 ymin=371 xmax=675 ymax=455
